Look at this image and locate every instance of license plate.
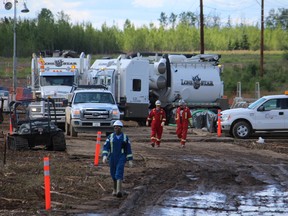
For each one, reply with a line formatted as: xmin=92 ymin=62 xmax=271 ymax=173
xmin=93 ymin=122 xmax=100 ymax=126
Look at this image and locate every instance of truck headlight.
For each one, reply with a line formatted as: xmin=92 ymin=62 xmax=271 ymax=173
xmin=31 ymin=107 xmax=41 ymax=112
xmin=221 ymin=113 xmax=230 ymax=122
xmin=112 ymin=109 xmax=120 ymax=118
xmin=72 ymin=109 xmax=81 ymax=118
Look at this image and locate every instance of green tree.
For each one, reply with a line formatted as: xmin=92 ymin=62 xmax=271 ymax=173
xmin=0 ymin=17 xmax=13 ymax=57
xmin=178 ymin=11 xmax=197 ymax=27
xmin=158 ymin=12 xmax=168 ymax=28
xmin=36 ymin=8 xmax=55 ymax=51
xmin=54 ymin=11 xmax=72 ymax=51
xmin=17 ymin=19 xmax=37 ymax=56
xmin=266 ymin=8 xmax=288 ymax=30
xmin=169 ymin=13 xmax=177 ymax=29
xmin=240 ymin=33 xmax=249 ymax=50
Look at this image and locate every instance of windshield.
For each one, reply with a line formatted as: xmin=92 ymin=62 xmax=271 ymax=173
xmin=248 ymin=97 xmax=266 ymax=109
xmin=74 ymin=92 xmax=115 ymax=104
xmin=0 ymin=91 xmax=9 ymax=96
xmin=40 ymin=76 xmax=74 ymax=86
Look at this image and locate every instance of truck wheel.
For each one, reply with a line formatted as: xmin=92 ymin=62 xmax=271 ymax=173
xmin=232 ymin=121 xmax=251 ymax=139
xmin=65 ymin=122 xmax=70 ymax=136
xmin=52 ymin=132 xmax=66 ymax=151
xmin=70 ymin=121 xmax=78 ymax=137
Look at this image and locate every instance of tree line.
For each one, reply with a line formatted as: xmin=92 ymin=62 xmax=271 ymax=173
xmin=0 ymin=8 xmax=288 ymax=58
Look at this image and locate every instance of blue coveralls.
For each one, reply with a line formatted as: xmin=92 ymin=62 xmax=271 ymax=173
xmin=102 ymin=132 xmax=133 ymax=181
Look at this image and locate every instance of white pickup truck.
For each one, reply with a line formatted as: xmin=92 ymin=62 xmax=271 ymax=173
xmin=220 ymin=91 xmax=288 ymax=138
xmin=64 ymin=87 xmax=120 ymax=137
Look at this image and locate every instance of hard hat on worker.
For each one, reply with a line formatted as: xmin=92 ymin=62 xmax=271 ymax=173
xmin=155 ymin=100 xmax=161 ymax=106
xmin=179 ymin=99 xmax=186 ymax=106
xmin=113 ymin=120 xmax=123 ymax=127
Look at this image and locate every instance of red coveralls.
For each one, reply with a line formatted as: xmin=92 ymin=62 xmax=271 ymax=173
xmin=175 ymin=106 xmax=192 ymax=146
xmin=147 ymin=107 xmax=166 ymax=146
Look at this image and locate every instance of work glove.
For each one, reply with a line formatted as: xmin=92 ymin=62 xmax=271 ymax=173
xmin=128 ymin=160 xmax=133 ymax=168
xmin=102 ymin=156 xmax=107 ymax=164
xmin=146 ymin=121 xmax=149 ymax=127
xmin=161 ymin=122 xmax=165 ymax=127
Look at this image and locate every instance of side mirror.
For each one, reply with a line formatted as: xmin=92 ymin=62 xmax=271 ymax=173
xmin=257 ymin=105 xmax=265 ymax=111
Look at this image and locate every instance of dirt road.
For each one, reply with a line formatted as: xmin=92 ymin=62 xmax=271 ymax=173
xmin=1 ymin=120 xmax=288 ymax=215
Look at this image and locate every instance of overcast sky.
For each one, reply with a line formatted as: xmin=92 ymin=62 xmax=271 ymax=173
xmin=1 ymin=0 xmax=288 ymax=29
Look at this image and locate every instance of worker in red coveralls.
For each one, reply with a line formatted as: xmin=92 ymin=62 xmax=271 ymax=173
xmin=146 ymin=100 xmax=166 ymax=147
xmin=175 ymin=99 xmax=193 ymax=148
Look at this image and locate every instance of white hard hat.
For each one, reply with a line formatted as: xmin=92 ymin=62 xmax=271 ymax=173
xmin=179 ymin=99 xmax=186 ymax=106
xmin=155 ymin=100 xmax=161 ymax=106
xmin=113 ymin=120 xmax=123 ymax=127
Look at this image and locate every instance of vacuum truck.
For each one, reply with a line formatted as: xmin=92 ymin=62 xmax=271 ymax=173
xmin=87 ymin=52 xmax=229 ymax=124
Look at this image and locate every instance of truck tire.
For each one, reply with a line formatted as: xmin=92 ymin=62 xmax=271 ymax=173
xmin=232 ymin=121 xmax=251 ymax=139
xmin=7 ymin=135 xmax=29 ymax=150
xmin=70 ymin=121 xmax=78 ymax=137
xmin=52 ymin=132 xmax=66 ymax=151
xmin=65 ymin=122 xmax=70 ymax=136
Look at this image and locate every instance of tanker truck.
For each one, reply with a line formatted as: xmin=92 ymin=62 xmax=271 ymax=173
xmin=87 ymin=52 xmax=229 ymax=124
xmin=28 ymin=50 xmax=92 ymax=127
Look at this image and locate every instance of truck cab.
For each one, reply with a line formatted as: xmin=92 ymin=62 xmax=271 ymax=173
xmin=64 ymin=87 xmax=120 ymax=137
xmin=220 ymin=91 xmax=288 ymax=138
xmin=29 ymin=51 xmax=91 ymax=127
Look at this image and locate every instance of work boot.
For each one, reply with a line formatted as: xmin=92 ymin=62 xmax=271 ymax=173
xmin=112 ymin=180 xmax=117 ymax=196
xmin=116 ymin=180 xmax=123 ymax=198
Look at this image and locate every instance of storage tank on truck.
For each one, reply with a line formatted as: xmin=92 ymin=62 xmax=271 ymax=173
xmin=88 ymin=52 xmax=229 ymax=124
xmin=29 ymin=50 xmax=91 ymax=127
xmin=88 ymin=55 xmax=150 ymax=123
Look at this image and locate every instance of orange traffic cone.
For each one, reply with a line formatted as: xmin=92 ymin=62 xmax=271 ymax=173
xmin=217 ymin=109 xmax=221 ymax=137
xmin=9 ymin=118 xmax=13 ymax=134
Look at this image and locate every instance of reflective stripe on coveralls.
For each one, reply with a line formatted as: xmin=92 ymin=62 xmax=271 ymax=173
xmin=102 ymin=133 xmax=133 ymax=181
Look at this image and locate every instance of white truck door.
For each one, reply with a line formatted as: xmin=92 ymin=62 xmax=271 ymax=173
xmin=126 ymin=76 xmax=149 ymax=104
xmin=254 ymin=99 xmax=285 ymax=129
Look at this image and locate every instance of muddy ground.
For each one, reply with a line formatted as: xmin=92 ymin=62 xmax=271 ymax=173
xmin=1 ymin=115 xmax=288 ymax=215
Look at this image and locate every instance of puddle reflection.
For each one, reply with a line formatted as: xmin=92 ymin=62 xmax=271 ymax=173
xmin=143 ymin=185 xmax=288 ymax=215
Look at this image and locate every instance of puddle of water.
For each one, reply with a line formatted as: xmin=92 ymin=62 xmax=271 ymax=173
xmin=143 ymin=185 xmax=288 ymax=215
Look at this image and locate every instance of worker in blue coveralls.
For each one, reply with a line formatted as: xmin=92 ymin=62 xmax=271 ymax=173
xmin=102 ymin=120 xmax=133 ymax=198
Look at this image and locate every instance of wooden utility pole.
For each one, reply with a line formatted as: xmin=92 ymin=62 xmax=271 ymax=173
xmin=200 ymin=0 xmax=204 ymax=54
xmin=260 ymin=0 xmax=264 ymax=77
